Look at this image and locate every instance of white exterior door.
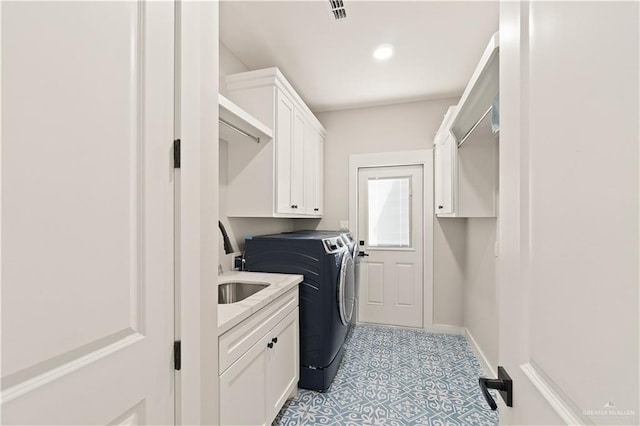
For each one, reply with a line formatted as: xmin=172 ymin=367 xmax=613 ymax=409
xmin=2 ymin=2 xmax=176 ymax=424
xmin=357 ymin=165 xmax=424 ymax=328
xmin=497 ymin=2 xmax=639 ymax=424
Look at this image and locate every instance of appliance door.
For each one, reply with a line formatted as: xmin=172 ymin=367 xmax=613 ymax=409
xmin=337 ymin=251 xmax=355 ymax=325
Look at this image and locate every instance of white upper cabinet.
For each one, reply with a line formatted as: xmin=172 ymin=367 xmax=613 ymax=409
xmin=224 ymin=67 xmax=325 ymax=218
xmin=434 ymin=107 xmax=457 ymax=215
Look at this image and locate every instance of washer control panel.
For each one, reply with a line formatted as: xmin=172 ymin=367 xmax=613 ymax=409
xmin=323 ymin=237 xmax=344 ymax=254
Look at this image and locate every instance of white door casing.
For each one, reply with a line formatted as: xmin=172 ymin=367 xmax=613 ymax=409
xmin=358 ymin=165 xmax=424 ymax=327
xmin=498 ymin=2 xmax=639 ymax=425
xmin=175 ymin=1 xmax=220 ymax=424
xmin=2 ymin=2 xmax=175 ymax=424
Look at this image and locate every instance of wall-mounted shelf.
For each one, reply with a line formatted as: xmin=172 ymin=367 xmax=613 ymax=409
xmin=434 ymin=32 xmax=500 ymax=219
xmin=219 ymin=93 xmax=273 ymax=144
xmin=450 ymin=32 xmax=499 ymax=144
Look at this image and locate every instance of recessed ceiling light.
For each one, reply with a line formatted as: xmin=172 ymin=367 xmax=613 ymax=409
xmin=373 ymin=44 xmax=394 ymax=61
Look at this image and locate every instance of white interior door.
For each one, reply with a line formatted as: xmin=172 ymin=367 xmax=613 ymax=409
xmin=2 ymin=2 xmax=176 ymax=424
xmin=497 ymin=2 xmax=639 ymax=424
xmin=357 ymin=165 xmax=424 ymax=328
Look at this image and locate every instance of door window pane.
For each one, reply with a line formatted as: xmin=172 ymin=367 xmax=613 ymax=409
xmin=367 ymin=177 xmax=411 ymax=247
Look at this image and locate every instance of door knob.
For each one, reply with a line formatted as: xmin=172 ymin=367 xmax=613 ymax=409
xmin=272 ymin=337 xmax=278 ymax=344
xmin=479 ymin=366 xmax=513 ymax=410
xmin=267 ymin=342 xmax=274 ymax=349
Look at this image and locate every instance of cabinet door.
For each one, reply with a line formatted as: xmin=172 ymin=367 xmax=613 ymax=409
xmin=291 ymin=107 xmax=306 ymax=213
xmin=303 ymin=128 xmax=323 ymax=216
xmin=275 ymin=90 xmax=294 ymax=214
xmin=219 ymin=339 xmax=269 ymax=426
xmin=303 ymin=126 xmax=316 ymax=215
xmin=434 ymin=134 xmax=455 ymax=215
xmin=266 ymin=309 xmax=299 ymax=423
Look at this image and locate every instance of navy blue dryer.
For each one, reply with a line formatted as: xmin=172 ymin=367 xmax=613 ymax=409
xmin=244 ymin=232 xmax=355 ymax=392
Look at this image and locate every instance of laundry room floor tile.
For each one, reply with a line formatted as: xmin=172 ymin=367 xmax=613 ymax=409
xmin=274 ymin=324 xmax=499 ymax=426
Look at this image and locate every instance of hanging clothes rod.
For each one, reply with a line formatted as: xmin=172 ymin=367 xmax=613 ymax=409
xmin=219 ymin=118 xmax=261 ymax=143
xmin=457 ymin=105 xmax=493 ymax=148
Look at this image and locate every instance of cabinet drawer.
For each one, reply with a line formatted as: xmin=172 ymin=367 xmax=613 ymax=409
xmin=219 ymin=288 xmax=298 ymax=374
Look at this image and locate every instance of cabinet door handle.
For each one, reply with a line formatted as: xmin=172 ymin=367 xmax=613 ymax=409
xmin=291 ymin=205 xmax=298 ymax=209
xmin=314 ymin=208 xmax=319 ymax=211
xmin=267 ymin=342 xmax=274 ymax=349
xmin=438 ymin=205 xmax=444 ymax=209
xmin=272 ymin=337 xmax=278 ymax=344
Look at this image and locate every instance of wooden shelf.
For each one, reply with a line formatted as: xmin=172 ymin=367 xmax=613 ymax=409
xmin=219 ymin=94 xmax=273 ymax=144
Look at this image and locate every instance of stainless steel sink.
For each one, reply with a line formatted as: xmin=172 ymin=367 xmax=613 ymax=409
xmin=218 ymin=282 xmax=269 ymax=304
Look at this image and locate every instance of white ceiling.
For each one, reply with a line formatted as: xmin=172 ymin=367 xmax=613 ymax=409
xmin=220 ymin=1 xmax=499 ymax=113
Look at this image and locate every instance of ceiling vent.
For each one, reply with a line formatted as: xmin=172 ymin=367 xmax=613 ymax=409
xmin=328 ymin=0 xmax=348 ymax=21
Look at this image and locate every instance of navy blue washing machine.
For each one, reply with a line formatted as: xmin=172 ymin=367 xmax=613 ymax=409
xmin=244 ymin=232 xmax=355 ymax=392
xmin=290 ymin=230 xmax=359 ymax=327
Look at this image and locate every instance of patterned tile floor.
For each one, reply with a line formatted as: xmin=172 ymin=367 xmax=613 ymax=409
xmin=274 ymin=324 xmax=499 ymax=426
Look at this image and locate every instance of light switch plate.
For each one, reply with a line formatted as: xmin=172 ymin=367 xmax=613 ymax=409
xmin=340 ymin=220 xmax=349 ymax=230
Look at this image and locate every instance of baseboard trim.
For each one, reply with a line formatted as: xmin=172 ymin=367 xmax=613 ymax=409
xmin=521 ymin=362 xmax=587 ymax=425
xmin=464 ymin=328 xmax=496 ymax=378
xmin=423 ymin=324 xmax=465 ymax=335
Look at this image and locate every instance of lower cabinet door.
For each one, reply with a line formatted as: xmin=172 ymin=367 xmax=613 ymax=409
xmin=266 ymin=309 xmax=299 ymax=423
xmin=219 ymin=339 xmax=269 ymax=426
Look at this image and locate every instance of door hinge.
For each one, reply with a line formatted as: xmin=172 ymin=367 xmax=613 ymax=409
xmin=173 ymin=139 xmax=181 ymax=169
xmin=174 ymin=340 xmax=181 ymax=370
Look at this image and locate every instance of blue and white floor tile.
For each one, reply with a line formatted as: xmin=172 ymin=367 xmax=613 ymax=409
xmin=274 ymin=324 xmax=498 ymax=426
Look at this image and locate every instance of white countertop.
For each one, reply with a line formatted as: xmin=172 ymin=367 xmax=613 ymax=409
xmin=217 ymin=271 xmax=303 ymax=336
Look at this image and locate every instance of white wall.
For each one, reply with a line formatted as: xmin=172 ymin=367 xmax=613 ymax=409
xmin=464 ymin=218 xmax=498 ymax=370
xmin=433 ymin=218 xmax=466 ymax=327
xmin=219 ymin=42 xmax=248 ymax=96
xmin=218 ymin=43 xmax=294 ymax=270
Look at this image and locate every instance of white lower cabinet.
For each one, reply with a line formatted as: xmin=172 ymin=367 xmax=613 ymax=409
xmin=219 ymin=290 xmax=299 ymax=426
xmin=266 ymin=310 xmax=299 ymax=421
xmin=219 ymin=342 xmax=268 ymax=426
